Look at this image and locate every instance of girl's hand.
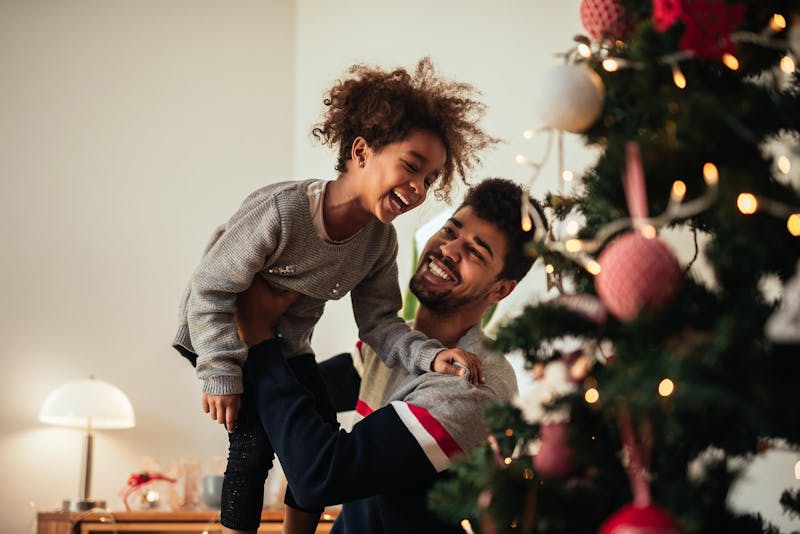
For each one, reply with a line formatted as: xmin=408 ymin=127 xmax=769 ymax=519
xmin=202 ymin=393 xmax=241 ymax=433
xmin=235 ymin=277 xmax=301 ymax=347
xmin=432 ymin=348 xmax=485 ymax=386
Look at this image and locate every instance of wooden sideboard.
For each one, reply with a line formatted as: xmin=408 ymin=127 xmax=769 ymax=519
xmin=37 ymin=509 xmax=338 ymax=534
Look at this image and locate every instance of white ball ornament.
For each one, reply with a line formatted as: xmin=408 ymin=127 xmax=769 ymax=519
xmin=534 ymin=64 xmax=605 ymax=133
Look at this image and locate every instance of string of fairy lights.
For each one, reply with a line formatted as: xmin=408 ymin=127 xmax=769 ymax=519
xmin=518 ymin=10 xmax=799 ymax=283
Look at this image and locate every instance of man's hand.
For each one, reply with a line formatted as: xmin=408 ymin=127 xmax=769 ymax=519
xmin=432 ymin=348 xmax=485 ymax=386
xmin=202 ymin=393 xmax=242 ymax=433
xmin=235 ymin=277 xmax=301 ymax=347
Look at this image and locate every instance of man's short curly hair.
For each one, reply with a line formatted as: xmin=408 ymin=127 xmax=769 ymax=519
xmin=459 ymin=178 xmax=548 ymax=282
xmin=312 ymin=58 xmax=499 ymax=202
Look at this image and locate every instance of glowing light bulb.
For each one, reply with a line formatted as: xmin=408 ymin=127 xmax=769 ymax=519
xmin=545 ymin=263 xmax=554 ymax=274
xmin=586 ymin=260 xmax=602 ymax=275
xmin=521 ymin=213 xmax=533 ymax=232
xmin=585 ymin=388 xmax=600 ymax=404
xmin=770 ymin=13 xmax=787 ymax=31
xmin=658 ymin=378 xmax=675 ymax=397
xmin=504 ymin=457 xmax=512 ymax=465
xmin=640 ymin=224 xmax=657 ymax=239
xmin=722 ymin=53 xmax=740 ymax=71
xmin=562 ymin=170 xmax=575 ymax=182
xmin=671 ymin=63 xmax=687 ymax=89
xmin=778 ymin=155 xmax=791 ymax=174
xmin=703 ymin=162 xmax=719 ymax=186
xmin=737 ymin=193 xmax=758 ymax=215
xmin=577 ymin=43 xmax=592 ymax=58
xmin=671 ymin=180 xmax=687 ymax=202
xmin=602 ymin=58 xmax=619 ymax=72
xmin=787 ymin=214 xmax=800 ymax=236
xmin=566 ymin=220 xmax=580 ymax=236
xmin=461 ymin=519 xmax=476 ymax=534
xmin=780 ymin=55 xmax=796 ymax=74
xmin=515 ymin=154 xmax=529 ymax=165
xmin=565 ymin=239 xmax=582 ymax=253
xmin=523 ymin=129 xmax=536 ymax=139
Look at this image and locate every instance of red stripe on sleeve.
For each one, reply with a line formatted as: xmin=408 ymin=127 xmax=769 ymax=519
xmin=406 ymin=403 xmax=463 ymax=458
xmin=355 ymin=399 xmax=373 ymax=417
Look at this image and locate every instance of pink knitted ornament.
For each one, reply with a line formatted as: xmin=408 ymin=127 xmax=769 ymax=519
xmin=595 ymin=232 xmax=682 ymax=321
xmin=579 ymin=0 xmax=633 ymax=41
xmin=594 ymin=142 xmax=682 ymax=321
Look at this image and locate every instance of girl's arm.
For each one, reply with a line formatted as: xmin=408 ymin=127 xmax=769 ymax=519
xmin=350 ymin=229 xmax=483 ymax=383
xmin=186 ymin=192 xmax=282 ymax=397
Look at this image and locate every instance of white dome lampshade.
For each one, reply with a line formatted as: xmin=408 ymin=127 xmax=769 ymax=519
xmin=38 ymin=376 xmax=135 ymax=511
xmin=39 ymin=377 xmax=135 ymax=429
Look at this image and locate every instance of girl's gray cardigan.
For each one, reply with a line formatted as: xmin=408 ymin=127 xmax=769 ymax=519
xmin=174 ymin=179 xmax=444 ymax=395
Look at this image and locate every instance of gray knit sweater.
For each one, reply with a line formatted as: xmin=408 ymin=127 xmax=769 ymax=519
xmin=174 ymin=179 xmax=444 ymax=395
xmin=352 ymin=322 xmax=519 ymax=471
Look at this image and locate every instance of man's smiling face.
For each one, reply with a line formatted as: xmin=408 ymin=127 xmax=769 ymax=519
xmin=410 ymin=206 xmax=510 ymax=313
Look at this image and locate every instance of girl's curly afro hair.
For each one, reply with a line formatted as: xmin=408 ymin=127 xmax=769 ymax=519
xmin=312 ymin=58 xmax=499 ymax=201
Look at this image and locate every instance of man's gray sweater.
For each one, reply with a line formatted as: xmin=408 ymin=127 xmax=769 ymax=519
xmin=174 ymin=179 xmax=444 ymax=395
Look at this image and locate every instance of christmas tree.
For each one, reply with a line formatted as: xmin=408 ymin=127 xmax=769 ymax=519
xmin=430 ymin=1 xmax=800 ymax=533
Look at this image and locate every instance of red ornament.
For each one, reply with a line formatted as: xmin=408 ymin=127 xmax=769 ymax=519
xmin=598 ymin=503 xmax=683 ymax=534
xmin=594 ymin=231 xmax=682 ymax=321
xmin=652 ymin=0 xmax=746 ymax=58
xmin=652 ymin=0 xmax=684 ymax=32
xmin=534 ymin=421 xmax=576 ymax=478
xmin=679 ymin=0 xmax=745 ymax=59
xmin=580 ymin=0 xmax=632 ymax=41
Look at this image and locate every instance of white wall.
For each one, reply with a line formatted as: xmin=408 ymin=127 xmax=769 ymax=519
xmin=0 ymin=1 xmax=295 ymax=531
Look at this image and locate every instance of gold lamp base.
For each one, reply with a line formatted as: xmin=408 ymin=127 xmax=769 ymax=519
xmin=62 ymin=499 xmax=106 ymax=512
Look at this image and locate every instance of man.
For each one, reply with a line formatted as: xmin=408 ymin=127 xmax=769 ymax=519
xmin=235 ymin=178 xmax=545 ymax=533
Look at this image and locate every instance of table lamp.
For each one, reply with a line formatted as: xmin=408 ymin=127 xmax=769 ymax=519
xmin=38 ymin=376 xmax=135 ymax=511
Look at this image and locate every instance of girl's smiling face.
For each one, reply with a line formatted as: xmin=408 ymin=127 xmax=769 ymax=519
xmin=356 ymin=128 xmax=446 ymax=224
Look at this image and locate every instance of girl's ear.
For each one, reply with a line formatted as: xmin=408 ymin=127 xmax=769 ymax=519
xmin=351 ymin=136 xmax=370 ymax=168
xmin=488 ymin=279 xmax=517 ymax=304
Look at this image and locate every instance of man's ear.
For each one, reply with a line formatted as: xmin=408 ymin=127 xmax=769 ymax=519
xmin=351 ymin=136 xmax=370 ymax=168
xmin=488 ymin=279 xmax=517 ymax=304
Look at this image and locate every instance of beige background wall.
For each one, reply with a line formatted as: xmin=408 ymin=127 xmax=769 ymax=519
xmin=0 ymin=1 xmax=295 ymax=531
xmin=1 ymin=1 xmax=796 ymax=532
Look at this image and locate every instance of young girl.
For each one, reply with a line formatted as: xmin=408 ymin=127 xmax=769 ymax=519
xmin=173 ymin=58 xmax=497 ymax=534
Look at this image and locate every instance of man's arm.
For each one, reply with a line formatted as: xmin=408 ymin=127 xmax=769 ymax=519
xmin=245 ymin=339 xmax=438 ymax=511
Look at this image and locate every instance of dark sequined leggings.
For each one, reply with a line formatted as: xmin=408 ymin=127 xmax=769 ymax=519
xmin=220 ymin=353 xmax=338 ymax=531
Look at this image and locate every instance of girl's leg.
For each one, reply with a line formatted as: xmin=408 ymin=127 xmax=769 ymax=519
xmin=220 ymin=367 xmax=274 ymax=533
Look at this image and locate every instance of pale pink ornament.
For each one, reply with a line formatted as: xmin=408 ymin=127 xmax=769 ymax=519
xmin=551 ymin=293 xmax=608 ymax=325
xmin=594 ymin=231 xmax=682 ymax=321
xmin=533 ymin=421 xmax=576 ymax=478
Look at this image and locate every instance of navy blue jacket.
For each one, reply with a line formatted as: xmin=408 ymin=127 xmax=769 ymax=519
xmin=246 ymin=339 xmax=461 ymax=533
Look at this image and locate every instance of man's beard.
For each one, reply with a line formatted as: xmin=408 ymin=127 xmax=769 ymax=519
xmin=409 ymin=261 xmax=483 ymax=314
